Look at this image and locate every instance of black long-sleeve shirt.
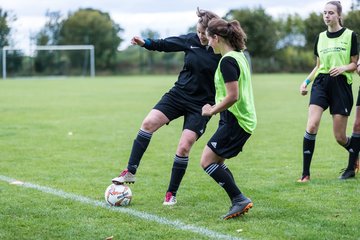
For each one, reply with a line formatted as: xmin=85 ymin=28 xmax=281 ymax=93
xmin=144 ymin=33 xmax=221 ymax=105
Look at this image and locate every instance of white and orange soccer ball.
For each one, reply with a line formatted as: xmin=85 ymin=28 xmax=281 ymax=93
xmin=105 ymin=184 xmax=132 ymax=206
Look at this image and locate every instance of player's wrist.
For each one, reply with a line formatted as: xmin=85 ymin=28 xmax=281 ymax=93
xmin=304 ymin=79 xmax=311 ymax=86
xmin=143 ymin=39 xmax=151 ymax=47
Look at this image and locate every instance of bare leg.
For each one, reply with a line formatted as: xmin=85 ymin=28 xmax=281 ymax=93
xmin=141 ymin=109 xmax=170 ymax=133
xmin=306 ymin=105 xmax=324 ymax=134
xmin=332 ymin=114 xmax=348 ymax=146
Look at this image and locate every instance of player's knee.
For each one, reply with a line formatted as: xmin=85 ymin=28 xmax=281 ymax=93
xmin=306 ymin=123 xmax=318 ymax=134
xmin=141 ymin=118 xmax=157 ymax=132
xmin=177 ymin=141 xmax=192 ymax=156
xmin=200 ymin=158 xmax=208 ymax=169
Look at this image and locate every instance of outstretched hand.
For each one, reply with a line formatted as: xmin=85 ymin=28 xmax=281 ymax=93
xmin=131 ymin=36 xmax=145 ymax=46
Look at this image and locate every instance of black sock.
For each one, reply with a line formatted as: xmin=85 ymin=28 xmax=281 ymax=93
xmin=219 ymin=163 xmax=234 ymax=181
xmin=167 ymin=155 xmax=189 ymax=196
xmin=347 ymin=133 xmax=360 ymax=171
xmin=204 ymin=163 xmax=241 ymax=200
xmin=127 ymin=129 xmax=152 ymax=174
xmin=302 ymin=131 xmax=316 ymax=176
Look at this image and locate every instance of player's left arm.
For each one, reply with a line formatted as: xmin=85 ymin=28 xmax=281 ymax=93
xmin=202 ymin=81 xmax=238 ymax=116
xmin=216 ymin=81 xmax=239 ymax=111
xmin=202 ymin=56 xmax=240 ymax=116
xmin=329 ymin=32 xmax=358 ymax=76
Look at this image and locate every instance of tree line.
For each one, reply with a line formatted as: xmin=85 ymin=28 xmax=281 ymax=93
xmin=1 ymin=4 xmax=360 ymax=76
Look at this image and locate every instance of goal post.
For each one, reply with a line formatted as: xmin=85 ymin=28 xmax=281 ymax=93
xmin=2 ymin=45 xmax=95 ymax=79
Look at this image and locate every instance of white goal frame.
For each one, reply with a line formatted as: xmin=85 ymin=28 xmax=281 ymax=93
xmin=2 ymin=45 xmax=95 ymax=79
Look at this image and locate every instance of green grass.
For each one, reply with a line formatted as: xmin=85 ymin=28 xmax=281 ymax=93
xmin=0 ymin=74 xmax=360 ymax=240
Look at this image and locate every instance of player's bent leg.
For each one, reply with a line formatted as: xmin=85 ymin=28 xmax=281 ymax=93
xmin=141 ymin=109 xmax=170 ymax=133
xmin=201 ymin=147 xmax=252 ymax=220
xmin=200 ymin=145 xmax=220 ymax=168
xmin=176 ymin=129 xmax=197 ymax=156
xmin=331 ymin=114 xmax=357 ymax=180
xmin=332 ymin=114 xmax=349 ymax=146
xmin=113 ymin=109 xmax=170 ymax=184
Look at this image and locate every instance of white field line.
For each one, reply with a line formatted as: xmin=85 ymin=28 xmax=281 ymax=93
xmin=0 ymin=175 xmax=243 ymax=240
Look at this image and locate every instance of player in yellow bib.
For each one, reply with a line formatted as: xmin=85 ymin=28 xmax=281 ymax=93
xmin=298 ymin=1 xmax=358 ymax=182
xmin=201 ymin=18 xmax=256 ymax=220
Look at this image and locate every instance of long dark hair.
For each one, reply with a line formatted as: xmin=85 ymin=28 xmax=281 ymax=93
xmin=206 ymin=18 xmax=247 ymax=51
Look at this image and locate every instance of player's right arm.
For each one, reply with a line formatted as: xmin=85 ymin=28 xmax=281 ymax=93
xmin=300 ymin=57 xmax=320 ymax=96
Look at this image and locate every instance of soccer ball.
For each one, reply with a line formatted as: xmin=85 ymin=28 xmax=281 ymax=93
xmin=105 ymin=183 xmax=132 ymax=206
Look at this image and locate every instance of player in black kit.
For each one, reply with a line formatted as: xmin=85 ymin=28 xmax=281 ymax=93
xmin=112 ymin=8 xmax=221 ymax=205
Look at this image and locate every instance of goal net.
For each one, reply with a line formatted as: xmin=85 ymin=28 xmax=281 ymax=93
xmin=2 ymin=45 xmax=95 ymax=79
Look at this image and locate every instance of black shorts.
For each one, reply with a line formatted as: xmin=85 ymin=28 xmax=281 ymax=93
xmin=309 ymin=73 xmax=353 ymax=116
xmin=153 ymin=91 xmax=210 ymax=138
xmin=356 ymin=87 xmax=360 ymax=106
xmin=207 ymin=110 xmax=251 ymax=159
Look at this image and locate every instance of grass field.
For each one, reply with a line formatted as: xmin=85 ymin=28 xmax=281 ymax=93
xmin=1 ymin=74 xmax=359 ymax=240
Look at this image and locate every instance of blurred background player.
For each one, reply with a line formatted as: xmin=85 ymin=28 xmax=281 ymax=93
xmin=112 ymin=8 xmax=221 ymax=205
xmin=298 ymin=1 xmax=358 ymax=182
xmin=341 ymin=59 xmax=360 ymax=179
xmin=201 ymin=18 xmax=256 ymax=220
